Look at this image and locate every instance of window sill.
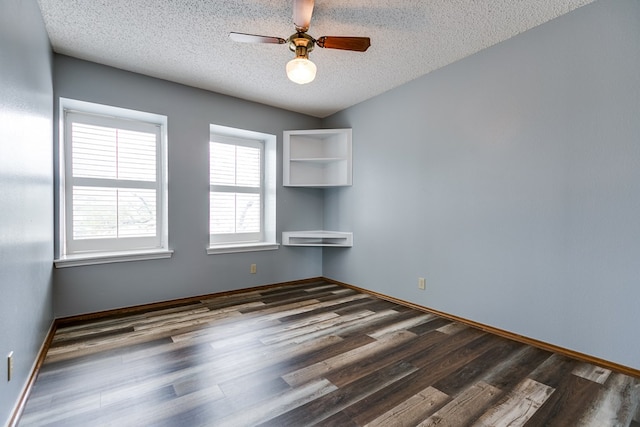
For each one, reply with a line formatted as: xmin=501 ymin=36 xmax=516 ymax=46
xmin=54 ymin=249 xmax=174 ymax=268
xmin=206 ymin=242 xmax=280 ymax=255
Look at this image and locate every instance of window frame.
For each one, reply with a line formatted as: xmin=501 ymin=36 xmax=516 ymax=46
xmin=55 ymin=98 xmax=171 ymax=267
xmin=207 ymin=124 xmax=278 ymax=255
xmin=209 ymin=135 xmax=265 ymax=245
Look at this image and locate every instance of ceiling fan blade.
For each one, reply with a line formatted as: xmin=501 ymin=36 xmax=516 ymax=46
xmin=229 ymin=32 xmax=286 ymax=45
xmin=316 ymin=36 xmax=371 ymax=52
xmin=293 ymin=0 xmax=315 ymax=32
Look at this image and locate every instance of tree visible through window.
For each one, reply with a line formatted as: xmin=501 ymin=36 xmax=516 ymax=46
xmin=60 ymin=105 xmax=167 ymax=257
xmin=209 ymin=136 xmax=264 ymax=244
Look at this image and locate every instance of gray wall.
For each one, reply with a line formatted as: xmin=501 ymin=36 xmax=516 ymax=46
xmin=53 ymin=56 xmax=324 ymax=317
xmin=323 ymin=0 xmax=640 ymax=370
xmin=0 ymin=0 xmax=54 ymax=424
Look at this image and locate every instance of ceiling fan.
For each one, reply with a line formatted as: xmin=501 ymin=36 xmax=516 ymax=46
xmin=229 ymin=0 xmax=371 ymax=84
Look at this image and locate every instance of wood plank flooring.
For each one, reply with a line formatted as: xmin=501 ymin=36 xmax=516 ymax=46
xmin=17 ymin=280 xmax=640 ymax=426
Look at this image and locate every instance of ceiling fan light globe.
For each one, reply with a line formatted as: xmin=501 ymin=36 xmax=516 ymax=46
xmin=286 ymin=58 xmax=317 ymax=84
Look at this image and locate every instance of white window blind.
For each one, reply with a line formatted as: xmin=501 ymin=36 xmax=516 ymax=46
xmin=210 ymin=136 xmax=264 ymax=244
xmin=63 ymin=111 xmax=164 ymax=254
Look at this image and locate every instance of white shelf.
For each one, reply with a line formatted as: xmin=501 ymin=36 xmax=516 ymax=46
xmin=282 ymin=231 xmax=353 ymax=247
xmin=289 ymin=157 xmax=345 ymax=163
xmin=283 ymin=129 xmax=352 ymax=187
xmin=283 ymin=129 xmax=353 ymax=247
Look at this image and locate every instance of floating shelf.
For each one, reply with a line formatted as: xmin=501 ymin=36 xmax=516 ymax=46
xmin=283 ymin=129 xmax=353 ymax=247
xmin=283 ymin=129 xmax=352 ymax=187
xmin=289 ymin=157 xmax=345 ymax=163
xmin=282 ymin=231 xmax=353 ymax=247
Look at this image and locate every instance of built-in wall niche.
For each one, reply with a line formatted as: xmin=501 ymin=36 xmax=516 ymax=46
xmin=283 ymin=128 xmax=352 ymax=187
xmin=282 ymin=128 xmax=353 ymax=247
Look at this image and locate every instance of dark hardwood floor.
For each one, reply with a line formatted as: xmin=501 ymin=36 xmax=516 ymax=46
xmin=17 ymin=280 xmax=640 ymax=426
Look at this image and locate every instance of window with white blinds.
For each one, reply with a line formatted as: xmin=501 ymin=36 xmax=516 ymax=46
xmin=62 ymin=108 xmax=167 ymax=255
xmin=209 ymin=135 xmax=264 ymax=244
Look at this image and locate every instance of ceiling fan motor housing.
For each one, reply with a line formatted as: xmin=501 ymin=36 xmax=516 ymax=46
xmin=288 ymin=32 xmax=315 ymax=58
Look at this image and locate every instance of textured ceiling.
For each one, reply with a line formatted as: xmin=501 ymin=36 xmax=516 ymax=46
xmin=37 ymin=0 xmax=595 ymax=118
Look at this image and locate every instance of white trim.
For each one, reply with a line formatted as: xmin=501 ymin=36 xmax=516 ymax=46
xmin=60 ymin=98 xmax=166 ymax=125
xmin=209 ymin=124 xmax=277 ymax=249
xmin=54 ymin=249 xmax=174 ymax=268
xmin=206 ymin=243 xmax=279 ymax=255
xmin=57 ymin=98 xmax=169 ymax=258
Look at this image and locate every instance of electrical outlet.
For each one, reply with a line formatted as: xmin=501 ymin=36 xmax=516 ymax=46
xmin=418 ymin=277 xmax=426 ymax=290
xmin=250 ymin=264 xmax=257 ymax=274
xmin=7 ymin=351 xmax=13 ymax=382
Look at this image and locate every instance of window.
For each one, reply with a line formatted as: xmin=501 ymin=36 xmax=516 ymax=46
xmin=55 ymin=99 xmax=171 ymax=267
xmin=210 ymin=136 xmax=262 ymax=243
xmin=208 ymin=125 xmax=277 ymax=254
